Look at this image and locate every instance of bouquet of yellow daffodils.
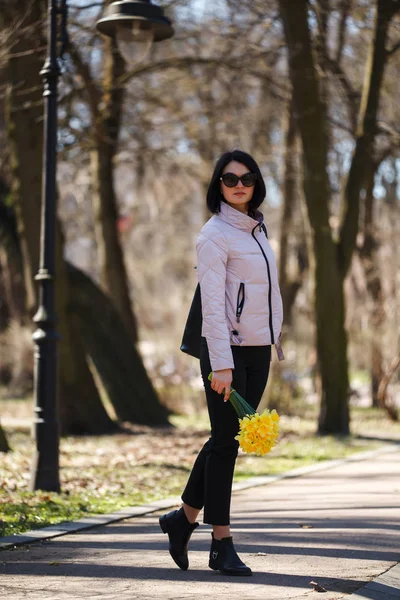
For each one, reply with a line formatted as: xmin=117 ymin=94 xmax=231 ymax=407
xmin=208 ymin=372 xmax=279 ymax=456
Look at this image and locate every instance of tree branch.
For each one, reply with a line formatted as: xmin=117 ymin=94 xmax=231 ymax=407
xmin=69 ymin=2 xmax=103 ymax=10
xmin=338 ymin=0 xmax=398 ymax=275
xmin=387 ymin=38 xmax=400 ymax=57
xmin=278 ymin=0 xmax=331 ymax=234
xmin=68 ymin=40 xmax=100 ymax=123
xmin=117 ymin=49 xmax=283 ymax=88
xmin=101 ymin=36 xmax=126 ymax=147
xmin=326 ymin=56 xmax=358 ymax=132
xmin=335 ymin=0 xmax=353 ymax=64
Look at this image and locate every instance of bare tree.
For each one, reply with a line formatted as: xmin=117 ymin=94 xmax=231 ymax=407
xmin=278 ymin=0 xmax=400 ymax=434
xmin=68 ymin=32 xmax=139 ymax=342
xmin=1 ymin=0 xmax=168 ymax=430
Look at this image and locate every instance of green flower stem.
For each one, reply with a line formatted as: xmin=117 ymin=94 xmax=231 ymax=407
xmin=208 ymin=372 xmax=256 ymax=419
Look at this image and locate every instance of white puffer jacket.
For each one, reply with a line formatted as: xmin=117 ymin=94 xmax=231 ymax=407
xmin=196 ymin=200 xmax=283 ymax=372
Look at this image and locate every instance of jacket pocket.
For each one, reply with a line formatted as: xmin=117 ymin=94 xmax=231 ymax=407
xmin=235 ymin=283 xmax=245 ymax=323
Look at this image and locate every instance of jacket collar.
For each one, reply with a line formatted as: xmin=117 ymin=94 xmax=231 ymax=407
xmin=217 ymin=200 xmax=264 ymax=233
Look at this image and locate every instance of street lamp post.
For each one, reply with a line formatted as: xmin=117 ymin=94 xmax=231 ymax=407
xmin=30 ymin=0 xmax=68 ymax=492
xmin=30 ymin=0 xmax=173 ymax=492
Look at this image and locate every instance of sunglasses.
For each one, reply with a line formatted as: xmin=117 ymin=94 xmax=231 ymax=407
xmin=220 ymin=172 xmax=257 ymax=188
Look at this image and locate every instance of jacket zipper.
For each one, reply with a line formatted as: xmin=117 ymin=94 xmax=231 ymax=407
xmin=251 ymin=223 xmax=275 ymax=344
xmin=236 ymin=282 xmax=245 ymax=323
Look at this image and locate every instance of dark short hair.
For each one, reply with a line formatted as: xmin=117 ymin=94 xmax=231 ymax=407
xmin=206 ymin=149 xmax=266 ymax=214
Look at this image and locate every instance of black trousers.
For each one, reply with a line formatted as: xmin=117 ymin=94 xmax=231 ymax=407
xmin=181 ymin=338 xmax=271 ymax=526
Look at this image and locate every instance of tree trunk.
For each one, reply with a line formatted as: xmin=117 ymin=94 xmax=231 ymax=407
xmin=279 ymin=0 xmax=349 ymax=434
xmin=278 ymin=95 xmax=308 ymax=326
xmin=279 ymin=0 xmax=398 ymax=434
xmin=0 ymin=195 xmax=27 ymax=327
xmin=315 ymin=247 xmax=350 ymax=433
xmin=68 ymin=264 xmax=170 ymax=425
xmin=70 ymin=37 xmax=138 ymax=343
xmin=3 ymin=0 xmax=115 ymax=435
xmin=358 ymin=153 xmax=400 ymax=419
xmin=0 ymin=423 xmax=11 ymax=452
xmin=337 ymin=0 xmax=398 ymax=417
xmin=55 ymin=225 xmax=118 ymax=435
xmin=90 ymin=145 xmax=138 ymax=342
xmin=359 ymin=161 xmax=385 ymax=407
xmin=377 ymin=355 xmax=400 ymax=421
xmin=2 ymin=3 xmax=44 ymax=314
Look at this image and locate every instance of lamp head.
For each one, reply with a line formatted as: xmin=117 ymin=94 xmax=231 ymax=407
xmin=96 ymin=0 xmax=174 ymax=64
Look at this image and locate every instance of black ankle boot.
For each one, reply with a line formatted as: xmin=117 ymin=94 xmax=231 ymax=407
xmin=159 ymin=507 xmax=199 ymax=570
xmin=209 ymin=534 xmax=252 ymax=576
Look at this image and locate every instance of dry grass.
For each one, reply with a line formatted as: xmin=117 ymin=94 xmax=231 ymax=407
xmin=1 ymin=400 xmax=399 ymax=538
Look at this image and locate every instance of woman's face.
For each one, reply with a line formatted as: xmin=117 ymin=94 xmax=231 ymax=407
xmin=220 ymin=160 xmax=255 ymax=213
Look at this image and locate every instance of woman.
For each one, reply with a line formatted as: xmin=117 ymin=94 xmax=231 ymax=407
xmin=160 ymin=149 xmax=283 ymax=576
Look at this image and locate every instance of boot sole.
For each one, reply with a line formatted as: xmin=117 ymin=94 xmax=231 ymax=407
xmin=209 ymin=561 xmax=252 ymax=576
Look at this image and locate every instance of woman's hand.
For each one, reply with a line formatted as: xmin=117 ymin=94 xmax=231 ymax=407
xmin=211 ymin=369 xmax=233 ymax=402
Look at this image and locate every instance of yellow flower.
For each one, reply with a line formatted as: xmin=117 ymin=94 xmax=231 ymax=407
xmin=207 ymin=372 xmax=280 ymax=456
xmin=235 ymin=409 xmax=280 ymax=456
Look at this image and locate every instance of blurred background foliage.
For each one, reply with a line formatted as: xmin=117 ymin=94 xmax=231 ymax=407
xmin=0 ymin=0 xmax=400 ymax=449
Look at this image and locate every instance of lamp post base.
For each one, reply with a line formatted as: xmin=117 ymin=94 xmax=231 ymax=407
xmin=29 ymin=421 xmax=61 ymax=492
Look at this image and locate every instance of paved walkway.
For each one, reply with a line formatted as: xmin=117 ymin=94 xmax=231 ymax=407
xmin=1 ymin=447 xmax=399 ymax=599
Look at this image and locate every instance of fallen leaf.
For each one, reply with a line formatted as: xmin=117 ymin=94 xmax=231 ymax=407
xmin=299 ymin=523 xmax=313 ymax=528
xmin=310 ymin=580 xmax=327 ymax=592
xmin=49 ymin=561 xmax=61 ymax=566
